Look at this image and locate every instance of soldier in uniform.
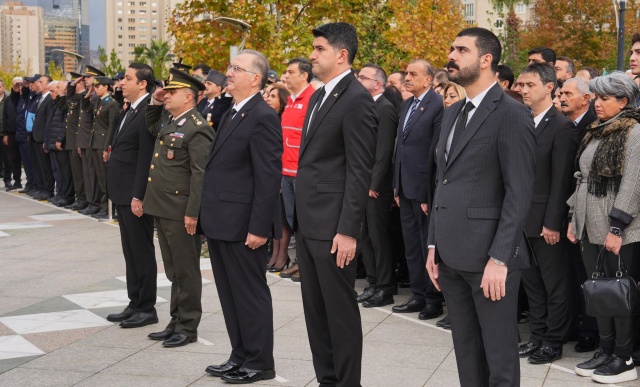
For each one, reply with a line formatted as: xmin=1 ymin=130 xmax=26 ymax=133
xmin=88 ymin=76 xmax=121 ymax=219
xmin=63 ymin=72 xmax=87 ymax=210
xmin=143 ymin=68 xmax=213 ymax=347
xmin=76 ymin=66 xmax=104 ymax=215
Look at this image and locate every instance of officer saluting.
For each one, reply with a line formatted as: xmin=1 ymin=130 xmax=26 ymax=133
xmin=143 ymin=68 xmax=213 ymax=347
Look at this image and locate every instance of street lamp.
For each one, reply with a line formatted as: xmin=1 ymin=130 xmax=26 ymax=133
xmin=200 ymin=15 xmax=251 ymax=62
xmin=617 ymin=0 xmax=626 ymax=71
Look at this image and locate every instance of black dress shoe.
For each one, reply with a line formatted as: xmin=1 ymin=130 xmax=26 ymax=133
xmin=18 ymin=187 xmax=31 ymax=194
xmin=356 ymin=287 xmax=377 ymax=303
xmin=436 ymin=315 xmax=451 ymax=329
xmin=221 ymin=367 xmax=276 ymax=384
xmin=80 ymin=205 xmax=100 ymax=215
xmin=392 ymin=297 xmax=426 ymax=313
xmin=575 ymin=335 xmax=599 ymax=352
xmin=162 ymin=333 xmax=197 ymax=347
xmin=92 ymin=212 xmax=109 ymax=219
xmin=7 ymin=183 xmax=21 ymax=191
xmin=205 ymin=360 xmax=240 ymax=377
xmin=69 ymin=201 xmax=89 ymax=210
xmin=363 ymin=289 xmax=394 ymax=308
xmin=518 ymin=341 xmax=540 ymax=357
xmin=106 ymin=306 xmax=135 ymax=322
xmin=528 ymin=346 xmax=562 ymax=364
xmin=418 ymin=303 xmax=443 ymax=320
xmin=120 ymin=311 xmax=158 ymax=328
xmin=148 ymin=328 xmax=174 ymax=341
xmin=4 ymin=183 xmax=13 ymax=191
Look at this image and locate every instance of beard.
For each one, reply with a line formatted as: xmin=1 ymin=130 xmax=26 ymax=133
xmin=448 ymin=59 xmax=481 ymax=87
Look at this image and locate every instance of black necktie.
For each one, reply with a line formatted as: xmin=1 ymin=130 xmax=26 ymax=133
xmin=306 ymin=87 xmax=325 ymax=133
xmin=448 ymin=101 xmax=475 ymax=159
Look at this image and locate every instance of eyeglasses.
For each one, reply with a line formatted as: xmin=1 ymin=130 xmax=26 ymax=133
xmin=227 ymin=64 xmax=257 ymax=75
xmin=357 ymin=75 xmax=380 ymax=83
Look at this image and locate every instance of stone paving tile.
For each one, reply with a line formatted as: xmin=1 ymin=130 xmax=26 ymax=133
xmin=362 ymin=341 xmax=450 ymax=370
xmin=1 ymin=296 xmax=83 ymax=318
xmin=0 ymin=297 xmax=48 ymax=318
xmin=19 ymin=345 xmax=138 ymax=373
xmin=0 ymin=355 xmax=41 ymax=374
xmin=23 ymin=326 xmax=107 ymax=353
xmin=0 ymin=367 xmax=92 ymax=386
xmin=0 ymin=323 xmax=14 ymax=336
xmin=101 ymin=349 xmax=212 ymax=378
xmin=75 ymin=372 xmax=198 ymax=387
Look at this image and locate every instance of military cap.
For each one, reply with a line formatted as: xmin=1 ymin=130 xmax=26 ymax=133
xmin=69 ymin=72 xmax=83 ymax=80
xmin=112 ymin=71 xmax=125 ymax=81
xmin=154 ymin=79 xmax=164 ymax=88
xmin=84 ymin=65 xmax=105 ymax=77
xmin=93 ymin=76 xmax=114 ymax=86
xmin=267 ymin=70 xmax=279 ymax=83
xmin=164 ymin=68 xmax=205 ymax=92
xmin=172 ymin=61 xmax=192 ymax=72
xmin=205 ymin=69 xmax=227 ymax=88
xmin=24 ymin=74 xmax=41 ymax=82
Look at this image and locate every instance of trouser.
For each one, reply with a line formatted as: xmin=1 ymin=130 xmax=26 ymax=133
xmin=31 ymin=141 xmax=53 ymax=193
xmin=567 ymin=242 xmax=599 ymax=338
xmin=28 ymin=140 xmax=43 ymax=191
xmin=581 ymin=236 xmax=638 ymax=358
xmin=154 ymin=216 xmax=202 ymax=337
xmin=297 ymin=233 xmax=362 ymax=387
xmin=81 ymin=148 xmax=99 ymax=206
xmin=439 ymin=259 xmax=521 ymax=387
xmin=522 ymin=237 xmax=572 ymax=348
xmin=51 ymin=150 xmax=74 ymax=199
xmin=399 ymin=193 xmax=443 ymax=304
xmin=90 ymin=148 xmax=108 ymax=212
xmin=361 ymin=191 xmax=394 ymax=291
xmin=1 ymin=134 xmax=21 ymax=184
xmin=69 ymin=148 xmax=86 ymax=203
xmin=208 ymin=238 xmax=274 ymax=370
xmin=17 ymin=141 xmax=34 ymax=188
xmin=117 ymin=205 xmax=156 ymax=312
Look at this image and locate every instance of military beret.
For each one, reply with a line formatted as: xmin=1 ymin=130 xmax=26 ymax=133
xmin=205 ymin=69 xmax=227 ymax=88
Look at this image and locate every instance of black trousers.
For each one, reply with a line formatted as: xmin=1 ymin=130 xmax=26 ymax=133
xmin=522 ymin=237 xmax=572 ymax=348
xmin=399 ymin=193 xmax=443 ymax=304
xmin=360 ymin=191 xmax=393 ymax=291
xmin=69 ymin=149 xmax=86 ymax=203
xmin=208 ymin=239 xmax=274 ymax=370
xmin=297 ymin=233 xmax=362 ymax=387
xmin=51 ymin=150 xmax=74 ymax=199
xmin=567 ymin=242 xmax=598 ymax=337
xmin=18 ymin=141 xmax=34 ymax=189
xmin=581 ymin=237 xmax=638 ymax=358
xmin=34 ymin=142 xmax=54 ymax=193
xmin=90 ymin=149 xmax=108 ymax=212
xmin=439 ymin=259 xmax=521 ymax=387
xmin=82 ymin=148 xmax=99 ymax=206
xmin=1 ymin=134 xmax=21 ymax=184
xmin=155 ymin=216 xmax=202 ymax=337
xmin=117 ymin=205 xmax=156 ymax=312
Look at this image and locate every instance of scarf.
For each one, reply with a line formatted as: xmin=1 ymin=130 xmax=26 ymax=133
xmin=575 ymin=109 xmax=640 ymax=197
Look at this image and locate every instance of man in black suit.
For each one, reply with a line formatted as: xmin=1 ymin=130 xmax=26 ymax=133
xmin=31 ymin=75 xmax=55 ymax=200
xmin=295 ymin=23 xmax=377 ymax=386
xmin=517 ymin=63 xmax=581 ymax=364
xmin=392 ymin=59 xmax=444 ymax=320
xmin=197 ymin=69 xmax=232 ymax=132
xmin=355 ymin=63 xmax=398 ymax=307
xmin=426 ymin=28 xmax=536 ymax=386
xmin=105 ymin=63 xmax=158 ymax=329
xmin=201 ymin=50 xmax=282 ymax=384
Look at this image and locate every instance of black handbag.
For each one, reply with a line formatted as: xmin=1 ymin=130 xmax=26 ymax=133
xmin=582 ymin=249 xmax=640 ymax=317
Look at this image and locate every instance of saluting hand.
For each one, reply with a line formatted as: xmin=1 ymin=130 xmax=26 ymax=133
xmin=332 ymin=233 xmax=356 ymax=269
xmin=153 ymin=87 xmax=167 ymax=103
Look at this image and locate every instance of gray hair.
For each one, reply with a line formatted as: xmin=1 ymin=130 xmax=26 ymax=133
xmin=563 ymin=77 xmax=590 ymax=95
xmin=589 ymin=71 xmax=638 ymax=108
xmin=238 ymin=49 xmax=270 ymax=89
xmin=409 ymin=59 xmax=435 ymax=80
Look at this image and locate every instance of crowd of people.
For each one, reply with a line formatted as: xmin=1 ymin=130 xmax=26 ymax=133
xmin=3 ymin=22 xmax=640 ymax=386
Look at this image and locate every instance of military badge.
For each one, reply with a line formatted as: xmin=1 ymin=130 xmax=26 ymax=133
xmin=167 ymin=149 xmax=174 ymax=160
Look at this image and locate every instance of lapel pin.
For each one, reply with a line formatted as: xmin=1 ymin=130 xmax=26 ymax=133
xmin=241 ymin=113 xmax=245 ymax=117
xmin=333 ymin=93 xmax=338 ymax=97
xmin=420 ymin=107 xmax=425 ymax=111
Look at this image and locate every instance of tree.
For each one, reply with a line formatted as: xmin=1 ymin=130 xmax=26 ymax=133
xmin=97 ymin=45 xmax=125 ymax=77
xmin=47 ymin=61 xmax=64 ymax=80
xmin=489 ymin=0 xmax=529 ymax=69
xmin=131 ymin=39 xmax=172 ymax=80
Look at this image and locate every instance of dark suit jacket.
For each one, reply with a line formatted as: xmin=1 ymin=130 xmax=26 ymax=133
xmin=371 ymin=95 xmax=398 ymax=193
xmin=32 ymin=93 xmax=53 ymax=143
xmin=294 ymin=73 xmax=377 ymax=240
xmin=200 ymin=93 xmax=283 ymax=242
xmin=393 ymin=88 xmax=443 ymax=200
xmin=198 ymin=95 xmax=233 ymax=132
xmin=574 ymin=106 xmax=597 ymax=137
xmin=106 ymin=98 xmax=155 ymax=205
xmin=416 ymin=121 xmax=442 ymax=209
xmin=524 ymin=106 xmax=580 ymax=237
xmin=427 ymin=83 xmax=536 ymax=272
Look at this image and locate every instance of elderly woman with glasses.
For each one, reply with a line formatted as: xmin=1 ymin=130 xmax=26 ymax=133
xmin=567 ymin=71 xmax=640 ymax=384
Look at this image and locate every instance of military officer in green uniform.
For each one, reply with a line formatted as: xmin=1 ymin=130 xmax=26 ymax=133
xmin=143 ymin=68 xmax=213 ymax=348
xmin=88 ymin=76 xmax=121 ymax=219
xmin=63 ymin=72 xmax=87 ymax=210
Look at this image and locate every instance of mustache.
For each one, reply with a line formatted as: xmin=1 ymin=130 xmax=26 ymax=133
xmin=560 ymin=102 xmax=569 ymax=107
xmin=446 ymin=61 xmax=460 ymax=71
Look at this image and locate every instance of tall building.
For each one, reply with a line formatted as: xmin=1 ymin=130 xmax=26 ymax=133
xmin=37 ymin=0 xmax=90 ymax=71
xmin=460 ymin=0 xmax=535 ymax=33
xmin=105 ymin=0 xmax=183 ymax=66
xmin=44 ymin=15 xmax=78 ymax=72
xmin=0 ymin=2 xmax=44 ymax=74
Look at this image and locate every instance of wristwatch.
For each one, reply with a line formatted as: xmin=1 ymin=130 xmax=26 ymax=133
xmin=491 ymin=258 xmax=505 ymax=266
xmin=610 ymin=227 xmax=622 ymax=237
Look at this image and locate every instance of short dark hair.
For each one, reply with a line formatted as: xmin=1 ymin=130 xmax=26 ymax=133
xmin=496 ymin=64 xmax=514 ymax=88
xmin=432 ymin=68 xmax=449 ymax=87
xmin=632 ymin=33 xmax=640 ymax=46
xmin=522 ymin=62 xmax=557 ymax=88
xmin=457 ymin=27 xmax=502 ymax=72
xmin=390 ymin=71 xmax=406 ymax=83
xmin=578 ymin=66 xmax=601 ymax=80
xmin=383 ymin=86 xmax=403 ymax=109
xmin=128 ymin=62 xmax=155 ymax=93
xmin=287 ymin=57 xmax=312 ymax=83
xmin=266 ymin=83 xmax=290 ymax=116
xmin=312 ymin=22 xmax=358 ymax=65
xmin=40 ymin=75 xmax=52 ymax=83
xmin=528 ymin=47 xmax=557 ymax=64
xmin=192 ymin=63 xmax=211 ymax=75
xmin=556 ymin=56 xmax=575 ymax=74
xmin=362 ymin=63 xmax=387 ymax=85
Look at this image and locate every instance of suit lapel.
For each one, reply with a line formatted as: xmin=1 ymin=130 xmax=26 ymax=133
xmin=402 ymin=90 xmax=434 ymax=141
xmin=438 ymin=101 xmax=463 ymax=167
xmin=113 ymin=100 xmax=147 ymax=147
xmin=446 ymin=83 xmax=503 ymax=168
xmin=535 ymin=106 xmax=555 ymax=137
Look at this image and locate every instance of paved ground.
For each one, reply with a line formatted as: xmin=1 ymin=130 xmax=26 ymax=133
xmin=0 ymin=185 xmax=639 ymax=386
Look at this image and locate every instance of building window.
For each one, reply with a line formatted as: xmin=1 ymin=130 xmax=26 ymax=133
xmin=140 ymin=1 xmax=147 ymax=5
xmin=118 ymin=34 xmax=122 ymax=39
xmin=139 ymin=26 xmax=147 ymax=31
xmin=140 ymin=18 xmax=146 ymax=23
xmin=140 ymin=35 xmax=147 ymax=39
xmin=129 ymin=43 xmax=135 ymax=47
xmin=129 ymin=35 xmax=135 ymax=39
xmin=128 ymin=26 xmax=135 ymax=31
xmin=117 ymin=1 xmax=122 ymax=5
xmin=128 ymin=9 xmax=135 ymax=14
xmin=139 ymin=10 xmax=146 ymax=14
xmin=117 ymin=9 xmax=122 ymax=14
xmin=118 ymin=43 xmax=122 ymax=47
xmin=118 ymin=18 xmax=122 ymax=22
xmin=128 ymin=18 xmax=135 ymax=22
xmin=118 ymin=26 xmax=123 ymax=31
xmin=128 ymin=1 xmax=135 ymax=5
xmin=151 ymin=19 xmax=157 ymax=24
xmin=464 ymin=3 xmax=474 ymax=17
xmin=516 ymin=3 xmax=525 ymax=13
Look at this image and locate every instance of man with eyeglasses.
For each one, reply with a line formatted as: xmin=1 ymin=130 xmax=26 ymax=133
xmin=355 ymin=63 xmax=398 ymax=307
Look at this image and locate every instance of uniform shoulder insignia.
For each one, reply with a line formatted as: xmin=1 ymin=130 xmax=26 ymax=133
xmin=191 ymin=114 xmax=203 ymax=126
